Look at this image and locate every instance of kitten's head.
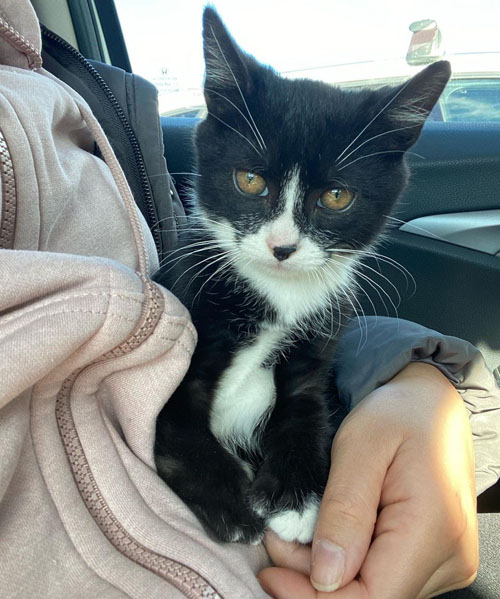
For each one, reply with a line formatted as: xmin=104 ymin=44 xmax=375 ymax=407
xmin=194 ymin=7 xmax=450 ymax=317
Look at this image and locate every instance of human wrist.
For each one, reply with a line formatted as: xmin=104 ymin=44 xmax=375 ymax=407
xmin=345 ymin=360 xmax=469 ymax=447
xmin=384 ymin=361 xmax=464 ymax=408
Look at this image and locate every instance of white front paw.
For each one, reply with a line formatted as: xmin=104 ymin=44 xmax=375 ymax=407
xmin=267 ymin=497 xmax=320 ymax=543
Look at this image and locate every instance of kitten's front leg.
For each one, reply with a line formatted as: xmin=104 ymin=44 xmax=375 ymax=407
xmin=250 ymin=343 xmax=340 ymax=543
xmin=155 ymin=385 xmax=265 ymax=544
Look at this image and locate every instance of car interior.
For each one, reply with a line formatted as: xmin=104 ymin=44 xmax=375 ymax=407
xmin=30 ymin=0 xmax=500 ymax=532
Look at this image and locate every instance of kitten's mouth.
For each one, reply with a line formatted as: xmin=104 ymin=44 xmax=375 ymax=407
xmin=250 ymin=255 xmax=318 ymax=278
xmin=266 ymin=260 xmax=294 ymax=273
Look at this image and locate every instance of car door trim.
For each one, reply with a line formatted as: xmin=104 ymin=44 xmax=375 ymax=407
xmin=399 ymin=209 xmax=500 ymax=256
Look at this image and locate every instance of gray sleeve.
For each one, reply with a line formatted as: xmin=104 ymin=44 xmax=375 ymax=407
xmin=334 ymin=316 xmax=500 ymax=495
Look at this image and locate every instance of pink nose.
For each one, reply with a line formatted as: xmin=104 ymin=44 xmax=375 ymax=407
xmin=272 ymin=245 xmax=297 ymax=261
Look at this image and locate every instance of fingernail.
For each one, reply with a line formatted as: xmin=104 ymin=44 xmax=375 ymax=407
xmin=311 ymin=540 xmax=345 ymax=592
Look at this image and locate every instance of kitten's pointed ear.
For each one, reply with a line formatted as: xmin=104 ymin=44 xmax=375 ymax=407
xmin=202 ymin=7 xmax=253 ymax=114
xmin=387 ymin=60 xmax=451 ymax=147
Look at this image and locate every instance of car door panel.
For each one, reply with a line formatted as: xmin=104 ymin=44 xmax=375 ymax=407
xmin=377 ymin=124 xmax=500 ymax=371
xmin=363 ymin=232 xmax=500 ymax=369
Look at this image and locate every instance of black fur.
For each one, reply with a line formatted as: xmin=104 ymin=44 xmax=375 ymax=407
xmin=154 ymin=7 xmax=450 ymax=543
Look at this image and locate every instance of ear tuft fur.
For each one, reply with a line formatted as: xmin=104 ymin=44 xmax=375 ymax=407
xmin=382 ymin=60 xmax=451 ymax=148
xmin=202 ymin=7 xmax=252 ymax=96
xmin=387 ymin=60 xmax=451 ymax=131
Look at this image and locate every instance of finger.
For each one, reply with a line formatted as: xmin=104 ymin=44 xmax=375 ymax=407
xmin=263 ymin=530 xmax=312 ymax=575
xmin=310 ymin=417 xmax=398 ymax=592
xmin=327 ymin=501 xmax=440 ymax=599
xmin=258 ymin=568 xmax=318 ymax=599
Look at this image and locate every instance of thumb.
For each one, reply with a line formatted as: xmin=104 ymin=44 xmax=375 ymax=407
xmin=310 ymin=418 xmax=396 ymax=593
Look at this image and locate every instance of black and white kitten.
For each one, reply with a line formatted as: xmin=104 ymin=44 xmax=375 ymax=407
xmin=154 ymin=7 xmax=450 ymax=544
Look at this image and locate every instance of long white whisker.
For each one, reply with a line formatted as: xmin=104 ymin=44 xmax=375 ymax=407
xmin=356 ymin=267 xmax=400 ymax=319
xmin=322 ymin=259 xmax=367 ymax=350
xmin=385 ymin=214 xmax=446 ymax=242
xmin=159 ymin=244 xmax=223 ymax=271
xmin=169 ymin=172 xmax=203 ymax=177
xmin=343 ymin=285 xmax=368 ymax=355
xmin=155 ymin=232 xmax=221 ymax=247
xmin=350 ymin=275 xmax=380 ymax=321
xmin=191 ymin=254 xmax=238 ymax=307
xmin=153 ymin=225 xmax=209 ymax=234
xmin=325 ymin=290 xmax=341 ymax=344
xmin=170 ymin=251 xmax=231 ymax=292
xmin=190 ymin=214 xmax=237 ymax=233
xmin=208 ymin=111 xmax=262 ymax=156
xmin=181 ymin=251 xmax=235 ymax=297
xmin=322 ymin=255 xmax=372 ymax=351
xmin=206 ymin=87 xmax=265 ymax=151
xmin=331 ymin=291 xmax=343 ymax=339
xmin=158 ymin=237 xmax=226 ymax=259
xmin=150 ymin=215 xmax=181 ymax=229
xmin=152 ymin=239 xmax=225 ymax=278
xmin=364 ymin=255 xmax=410 ymax=296
xmin=366 ymin=251 xmax=416 ymax=296
xmin=336 ymin=124 xmax=420 ymax=166
xmin=337 ymin=150 xmax=424 ymax=172
xmin=311 ymin=267 xmax=333 ymax=343
xmin=356 ymin=260 xmax=402 ymax=308
xmin=335 ymin=77 xmax=415 ymax=163
xmin=328 ymin=247 xmax=416 ymax=295
xmin=352 ymin=268 xmax=391 ymax=317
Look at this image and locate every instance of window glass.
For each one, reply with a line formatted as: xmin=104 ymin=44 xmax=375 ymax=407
xmin=114 ymin=0 xmax=500 ymax=122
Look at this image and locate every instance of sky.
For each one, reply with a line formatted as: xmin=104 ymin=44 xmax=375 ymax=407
xmin=114 ymin=0 xmax=500 ymax=109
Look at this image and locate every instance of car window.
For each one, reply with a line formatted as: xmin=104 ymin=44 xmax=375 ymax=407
xmin=114 ymin=0 xmax=500 ymax=122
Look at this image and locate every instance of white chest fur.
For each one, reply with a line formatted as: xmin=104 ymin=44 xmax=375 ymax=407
xmin=209 ymin=326 xmax=285 ymax=451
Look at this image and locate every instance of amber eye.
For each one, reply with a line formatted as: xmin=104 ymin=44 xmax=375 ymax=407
xmin=317 ymin=188 xmax=354 ymax=211
xmin=234 ymin=169 xmax=269 ymax=196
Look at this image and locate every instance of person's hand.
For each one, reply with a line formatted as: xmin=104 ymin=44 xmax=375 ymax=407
xmin=258 ymin=362 xmax=478 ymax=599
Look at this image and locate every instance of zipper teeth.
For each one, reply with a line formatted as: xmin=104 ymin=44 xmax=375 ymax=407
xmin=0 ymin=129 xmax=17 ymax=249
xmin=55 ymin=281 xmax=222 ymax=599
xmin=0 ymin=15 xmax=43 ymax=70
xmin=41 ymin=27 xmax=162 ymax=255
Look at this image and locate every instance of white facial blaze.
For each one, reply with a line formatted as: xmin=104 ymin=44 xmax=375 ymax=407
xmin=265 ymin=167 xmax=301 ymax=248
xmin=281 ymin=166 xmax=302 ymax=212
